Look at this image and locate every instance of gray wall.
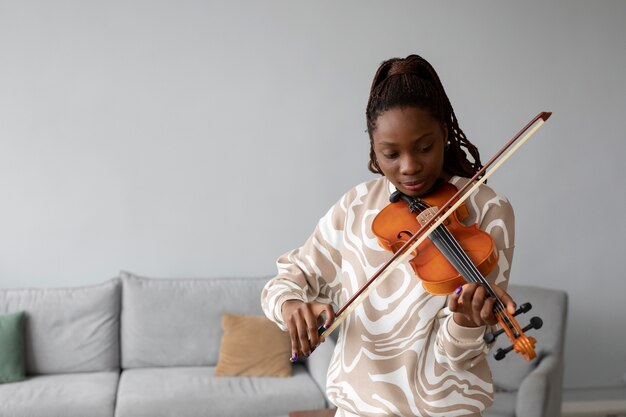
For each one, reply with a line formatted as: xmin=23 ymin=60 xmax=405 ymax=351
xmin=1 ymin=0 xmax=625 ymax=392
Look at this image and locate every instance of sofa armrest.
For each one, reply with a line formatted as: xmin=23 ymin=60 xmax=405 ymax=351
xmin=515 ymin=354 xmax=563 ymax=417
xmin=504 ymin=284 xmax=567 ymax=417
xmin=305 ymin=336 xmax=336 ymax=407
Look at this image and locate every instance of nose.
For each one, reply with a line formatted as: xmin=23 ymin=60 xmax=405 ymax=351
xmin=400 ymin=154 xmax=422 ymax=176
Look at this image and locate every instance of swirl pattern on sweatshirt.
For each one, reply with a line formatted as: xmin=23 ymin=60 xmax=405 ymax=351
xmin=262 ymin=176 xmax=515 ymax=417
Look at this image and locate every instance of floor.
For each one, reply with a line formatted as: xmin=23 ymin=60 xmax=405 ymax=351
xmin=562 ymin=400 xmax=626 ymax=417
xmin=562 ymin=387 xmax=626 ymax=417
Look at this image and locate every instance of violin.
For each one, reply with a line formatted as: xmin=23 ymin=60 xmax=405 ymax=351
xmin=372 ymin=181 xmax=542 ymax=361
xmin=315 ymin=112 xmax=551 ymax=362
xmin=372 ymin=182 xmax=498 ymax=296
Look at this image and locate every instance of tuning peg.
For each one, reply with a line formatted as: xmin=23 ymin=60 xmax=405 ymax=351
xmin=524 ymin=316 xmax=543 ymax=332
xmin=483 ymin=329 xmax=501 ymax=344
xmin=494 ymin=345 xmax=513 ymax=361
xmin=493 ymin=316 xmax=543 ymax=361
xmin=483 ymin=303 xmax=535 ymax=343
xmin=514 ymin=303 xmax=532 ymax=315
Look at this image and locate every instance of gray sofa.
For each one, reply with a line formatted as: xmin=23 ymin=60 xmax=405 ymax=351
xmin=0 ymin=272 xmax=567 ymax=417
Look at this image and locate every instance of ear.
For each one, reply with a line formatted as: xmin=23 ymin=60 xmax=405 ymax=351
xmin=441 ymin=123 xmax=449 ymax=148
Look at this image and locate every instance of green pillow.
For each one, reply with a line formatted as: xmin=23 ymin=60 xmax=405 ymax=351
xmin=0 ymin=311 xmax=26 ymax=383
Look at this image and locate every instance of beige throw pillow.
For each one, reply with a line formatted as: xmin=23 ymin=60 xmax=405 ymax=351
xmin=215 ymin=313 xmax=292 ymax=377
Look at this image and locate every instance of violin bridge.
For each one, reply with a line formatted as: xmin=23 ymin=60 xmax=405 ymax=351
xmin=416 ymin=207 xmax=450 ymax=227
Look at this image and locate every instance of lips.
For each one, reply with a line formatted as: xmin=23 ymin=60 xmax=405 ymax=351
xmin=401 ymin=179 xmax=428 ymax=193
xmin=403 ymin=179 xmax=426 ymax=186
xmin=402 ymin=179 xmax=427 ymax=187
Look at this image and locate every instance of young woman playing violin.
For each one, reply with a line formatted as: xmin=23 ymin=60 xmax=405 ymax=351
xmin=262 ymin=54 xmax=518 ymax=417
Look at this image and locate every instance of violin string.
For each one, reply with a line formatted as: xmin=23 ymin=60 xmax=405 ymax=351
xmin=399 ymin=197 xmax=518 ymax=337
xmin=413 ymin=201 xmax=482 ymax=285
xmin=411 ymin=201 xmax=479 ymax=286
xmin=436 ymin=225 xmax=504 ymax=308
xmin=414 ymin=199 xmax=515 ymax=332
xmin=436 ymin=219 xmax=517 ymax=333
xmin=432 ymin=227 xmax=481 ymax=287
xmin=435 ymin=224 xmax=512 ymax=320
xmin=413 ymin=201 xmax=483 ymax=283
xmin=431 ymin=218 xmax=516 ymax=332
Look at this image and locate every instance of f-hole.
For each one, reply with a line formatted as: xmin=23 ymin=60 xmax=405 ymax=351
xmin=397 ymin=230 xmax=413 ymax=240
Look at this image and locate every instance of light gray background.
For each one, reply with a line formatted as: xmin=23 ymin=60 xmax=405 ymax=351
xmin=1 ymin=0 xmax=625 ymax=394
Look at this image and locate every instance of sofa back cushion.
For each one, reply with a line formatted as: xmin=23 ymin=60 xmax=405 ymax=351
xmin=0 ymin=278 xmax=121 ymax=374
xmin=120 ymin=271 xmax=269 ymax=368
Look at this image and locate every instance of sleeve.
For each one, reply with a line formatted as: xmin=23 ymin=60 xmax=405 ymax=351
xmin=434 ymin=190 xmax=515 ymax=371
xmin=261 ymin=193 xmax=348 ymax=331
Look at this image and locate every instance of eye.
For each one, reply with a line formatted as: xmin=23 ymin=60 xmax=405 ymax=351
xmin=418 ymin=144 xmax=433 ymax=153
xmin=416 ymin=141 xmax=435 ymax=153
xmin=383 ymin=152 xmax=399 ymax=159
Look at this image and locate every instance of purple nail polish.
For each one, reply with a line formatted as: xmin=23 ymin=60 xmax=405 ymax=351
xmin=291 ymin=353 xmax=298 ymax=362
xmin=323 ymin=323 xmax=330 ymax=329
xmin=454 ymin=286 xmax=463 ymax=295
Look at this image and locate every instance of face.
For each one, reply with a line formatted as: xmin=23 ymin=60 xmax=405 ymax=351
xmin=372 ymin=106 xmax=448 ymax=198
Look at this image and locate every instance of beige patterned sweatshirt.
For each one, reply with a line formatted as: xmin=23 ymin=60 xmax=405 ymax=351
xmin=261 ymin=176 xmax=515 ymax=417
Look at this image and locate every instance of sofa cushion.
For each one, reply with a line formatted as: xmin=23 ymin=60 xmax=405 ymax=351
xmin=120 ymin=272 xmax=270 ymax=368
xmin=0 ymin=311 xmax=26 ymax=383
xmin=115 ymin=365 xmax=327 ymax=417
xmin=0 ymin=279 xmax=121 ymax=374
xmin=215 ymin=313 xmax=292 ymax=377
xmin=0 ymin=371 xmax=119 ymax=417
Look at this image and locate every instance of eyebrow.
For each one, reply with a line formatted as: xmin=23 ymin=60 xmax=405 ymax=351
xmin=376 ymin=132 xmax=435 ymax=147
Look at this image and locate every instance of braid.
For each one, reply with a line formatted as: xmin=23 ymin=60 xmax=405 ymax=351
xmin=366 ymin=55 xmax=482 ymax=179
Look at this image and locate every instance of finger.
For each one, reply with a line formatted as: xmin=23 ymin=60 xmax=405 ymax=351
xmin=293 ymin=310 xmax=313 ymax=357
xmin=492 ymin=284 xmax=517 ymax=314
xmin=448 ymin=285 xmax=462 ymax=313
xmin=471 ymin=286 xmax=488 ymax=325
xmin=318 ymin=304 xmax=336 ymax=343
xmin=281 ymin=300 xmax=307 ymax=360
xmin=459 ymin=283 xmax=478 ymax=312
xmin=285 ymin=316 xmax=300 ymax=361
xmin=302 ymin=305 xmax=320 ymax=351
xmin=480 ymin=295 xmax=498 ymax=326
xmin=322 ymin=304 xmax=336 ymax=328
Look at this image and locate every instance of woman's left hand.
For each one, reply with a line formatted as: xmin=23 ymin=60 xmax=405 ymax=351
xmin=448 ymin=282 xmax=516 ymax=327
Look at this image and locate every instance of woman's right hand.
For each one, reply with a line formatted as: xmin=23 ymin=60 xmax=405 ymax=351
xmin=281 ymin=300 xmax=335 ymax=360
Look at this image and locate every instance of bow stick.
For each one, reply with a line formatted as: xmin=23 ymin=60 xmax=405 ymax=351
xmin=319 ymin=111 xmax=552 ymax=339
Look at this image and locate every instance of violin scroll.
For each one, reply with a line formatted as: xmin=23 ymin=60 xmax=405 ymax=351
xmin=484 ymin=302 xmax=543 ymax=361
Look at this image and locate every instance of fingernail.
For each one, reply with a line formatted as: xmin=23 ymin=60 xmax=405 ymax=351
xmin=454 ymin=286 xmax=463 ymax=295
xmin=323 ymin=323 xmax=330 ymax=329
xmin=291 ymin=353 xmax=298 ymax=362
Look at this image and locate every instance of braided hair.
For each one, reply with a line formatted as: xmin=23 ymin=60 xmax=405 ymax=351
xmin=366 ymin=55 xmax=482 ymax=178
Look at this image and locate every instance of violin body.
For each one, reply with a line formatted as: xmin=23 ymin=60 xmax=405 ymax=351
xmin=372 ymin=182 xmax=499 ymax=295
xmin=371 ymin=181 xmax=541 ymax=361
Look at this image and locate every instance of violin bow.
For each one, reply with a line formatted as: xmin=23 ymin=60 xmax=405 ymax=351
xmin=320 ymin=111 xmax=552 ymax=339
